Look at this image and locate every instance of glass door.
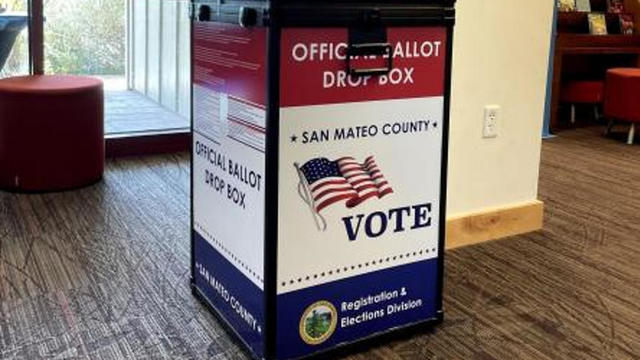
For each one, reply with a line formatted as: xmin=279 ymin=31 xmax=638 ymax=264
xmin=0 ymin=0 xmax=30 ymax=78
xmin=40 ymin=0 xmax=191 ymax=135
xmin=123 ymin=0 xmax=191 ymax=134
xmin=43 ymin=0 xmax=126 ymax=87
xmin=3 ymin=0 xmax=192 ymax=138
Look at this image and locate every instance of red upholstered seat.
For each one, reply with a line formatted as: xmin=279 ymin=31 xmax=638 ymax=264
xmin=0 ymin=75 xmax=104 ymax=192
xmin=604 ymin=68 xmax=640 ymax=123
xmin=561 ymin=80 xmax=604 ymax=104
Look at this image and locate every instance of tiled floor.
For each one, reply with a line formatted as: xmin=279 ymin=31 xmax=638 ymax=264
xmin=97 ymin=75 xmax=189 ymax=135
xmin=105 ymin=90 xmax=189 ymax=135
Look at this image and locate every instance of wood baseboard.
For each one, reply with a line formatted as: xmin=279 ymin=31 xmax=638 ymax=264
xmin=106 ymin=131 xmax=190 ymax=158
xmin=446 ymin=200 xmax=544 ymax=250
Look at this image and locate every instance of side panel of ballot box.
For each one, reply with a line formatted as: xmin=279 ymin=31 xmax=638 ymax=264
xmin=191 ymin=21 xmax=267 ymax=359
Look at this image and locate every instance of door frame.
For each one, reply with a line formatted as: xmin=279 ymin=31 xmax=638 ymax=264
xmin=27 ymin=0 xmax=44 ymax=74
xmin=542 ymin=2 xmax=558 ymax=138
xmin=126 ymin=0 xmax=135 ymax=90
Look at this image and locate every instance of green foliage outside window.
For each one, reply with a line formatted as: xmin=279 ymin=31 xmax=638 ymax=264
xmin=1 ymin=0 xmax=124 ymax=76
xmin=44 ymin=0 xmax=125 ymax=75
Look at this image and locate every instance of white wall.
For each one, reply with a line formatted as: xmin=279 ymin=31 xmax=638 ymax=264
xmin=129 ymin=0 xmax=191 ymax=118
xmin=447 ymin=0 xmax=555 ymax=215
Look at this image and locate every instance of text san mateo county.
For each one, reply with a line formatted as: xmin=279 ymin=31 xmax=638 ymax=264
xmin=296 ymin=119 xmax=436 ymax=145
xmin=195 ymin=262 xmax=262 ymax=334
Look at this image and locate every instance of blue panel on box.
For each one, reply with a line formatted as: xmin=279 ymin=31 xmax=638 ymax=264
xmin=276 ymin=259 xmax=440 ymax=359
xmin=193 ymin=231 xmax=265 ymax=358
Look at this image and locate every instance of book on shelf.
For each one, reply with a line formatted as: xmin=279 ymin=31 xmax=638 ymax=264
xmin=620 ymin=14 xmax=635 ymax=35
xmin=576 ymin=0 xmax=591 ymax=12
xmin=588 ymin=13 xmax=608 ymax=35
xmin=608 ymin=0 xmax=625 ymax=14
xmin=558 ymin=0 xmax=576 ymax=12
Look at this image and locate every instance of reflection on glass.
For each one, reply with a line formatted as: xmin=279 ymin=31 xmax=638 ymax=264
xmin=0 ymin=0 xmax=29 ymax=78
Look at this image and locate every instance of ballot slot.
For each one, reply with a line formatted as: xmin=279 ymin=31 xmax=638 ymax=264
xmin=347 ymin=23 xmax=393 ymax=77
xmin=193 ymin=0 xmax=267 ymax=26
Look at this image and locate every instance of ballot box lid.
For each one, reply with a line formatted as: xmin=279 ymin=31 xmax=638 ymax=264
xmin=193 ymin=0 xmax=455 ymax=27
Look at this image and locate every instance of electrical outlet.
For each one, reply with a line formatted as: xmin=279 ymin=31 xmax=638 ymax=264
xmin=483 ymin=105 xmax=500 ymax=138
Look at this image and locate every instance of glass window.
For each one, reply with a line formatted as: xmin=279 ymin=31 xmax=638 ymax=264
xmin=0 ymin=0 xmax=30 ymax=78
xmin=43 ymin=0 xmax=126 ymax=85
xmin=42 ymin=0 xmax=190 ymax=135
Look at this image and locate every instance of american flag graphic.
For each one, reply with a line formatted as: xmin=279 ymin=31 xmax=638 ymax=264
xmin=298 ymin=156 xmax=393 ymax=213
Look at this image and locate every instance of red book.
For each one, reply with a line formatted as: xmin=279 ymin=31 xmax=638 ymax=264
xmin=608 ymin=0 xmax=625 ymax=14
xmin=620 ymin=14 xmax=635 ymax=35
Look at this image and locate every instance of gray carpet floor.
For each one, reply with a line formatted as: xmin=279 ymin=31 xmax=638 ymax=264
xmin=1 ymin=126 xmax=640 ymax=359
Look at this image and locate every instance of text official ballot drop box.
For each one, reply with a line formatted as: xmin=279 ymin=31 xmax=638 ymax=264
xmin=190 ymin=1 xmax=456 ymax=359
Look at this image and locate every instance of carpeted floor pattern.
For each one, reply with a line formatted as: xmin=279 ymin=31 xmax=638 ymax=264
xmin=1 ymin=126 xmax=640 ymax=359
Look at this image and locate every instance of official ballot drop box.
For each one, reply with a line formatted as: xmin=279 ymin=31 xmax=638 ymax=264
xmin=190 ymin=1 xmax=456 ymax=359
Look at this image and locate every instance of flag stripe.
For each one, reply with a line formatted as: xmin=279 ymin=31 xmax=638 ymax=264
xmin=310 ymin=177 xmax=348 ymax=192
xmin=346 ymin=191 xmax=380 ymax=208
xmin=317 ymin=193 xmax=356 ymax=212
xmin=351 ymin=178 xmax=376 ymax=186
xmin=314 ymin=187 xmax=358 ymax=202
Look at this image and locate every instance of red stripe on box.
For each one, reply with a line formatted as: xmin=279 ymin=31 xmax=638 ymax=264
xmin=280 ymin=27 xmax=447 ymax=107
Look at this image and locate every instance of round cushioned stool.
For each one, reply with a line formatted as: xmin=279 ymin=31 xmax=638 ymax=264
xmin=560 ymin=80 xmax=604 ymax=125
xmin=0 ymin=75 xmax=104 ymax=192
xmin=604 ymin=68 xmax=640 ymax=145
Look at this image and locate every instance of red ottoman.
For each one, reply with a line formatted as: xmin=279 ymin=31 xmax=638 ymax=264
xmin=0 ymin=75 xmax=104 ymax=192
xmin=604 ymin=68 xmax=640 ymax=144
xmin=560 ymin=80 xmax=604 ymax=125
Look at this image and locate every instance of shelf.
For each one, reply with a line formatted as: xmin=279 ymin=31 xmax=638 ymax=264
xmin=558 ymin=0 xmax=616 ymax=14
xmin=558 ymin=11 xmax=632 ymax=34
xmin=557 ymin=33 xmax=640 ymax=50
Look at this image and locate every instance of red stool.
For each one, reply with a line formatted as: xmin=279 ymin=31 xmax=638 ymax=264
xmin=604 ymin=68 xmax=640 ymax=145
xmin=560 ymin=80 xmax=604 ymax=125
xmin=0 ymin=75 xmax=104 ymax=192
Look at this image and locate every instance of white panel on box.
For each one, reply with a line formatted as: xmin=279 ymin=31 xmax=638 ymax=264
xmin=193 ymin=87 xmax=266 ymax=288
xmin=278 ymin=96 xmax=444 ymax=294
